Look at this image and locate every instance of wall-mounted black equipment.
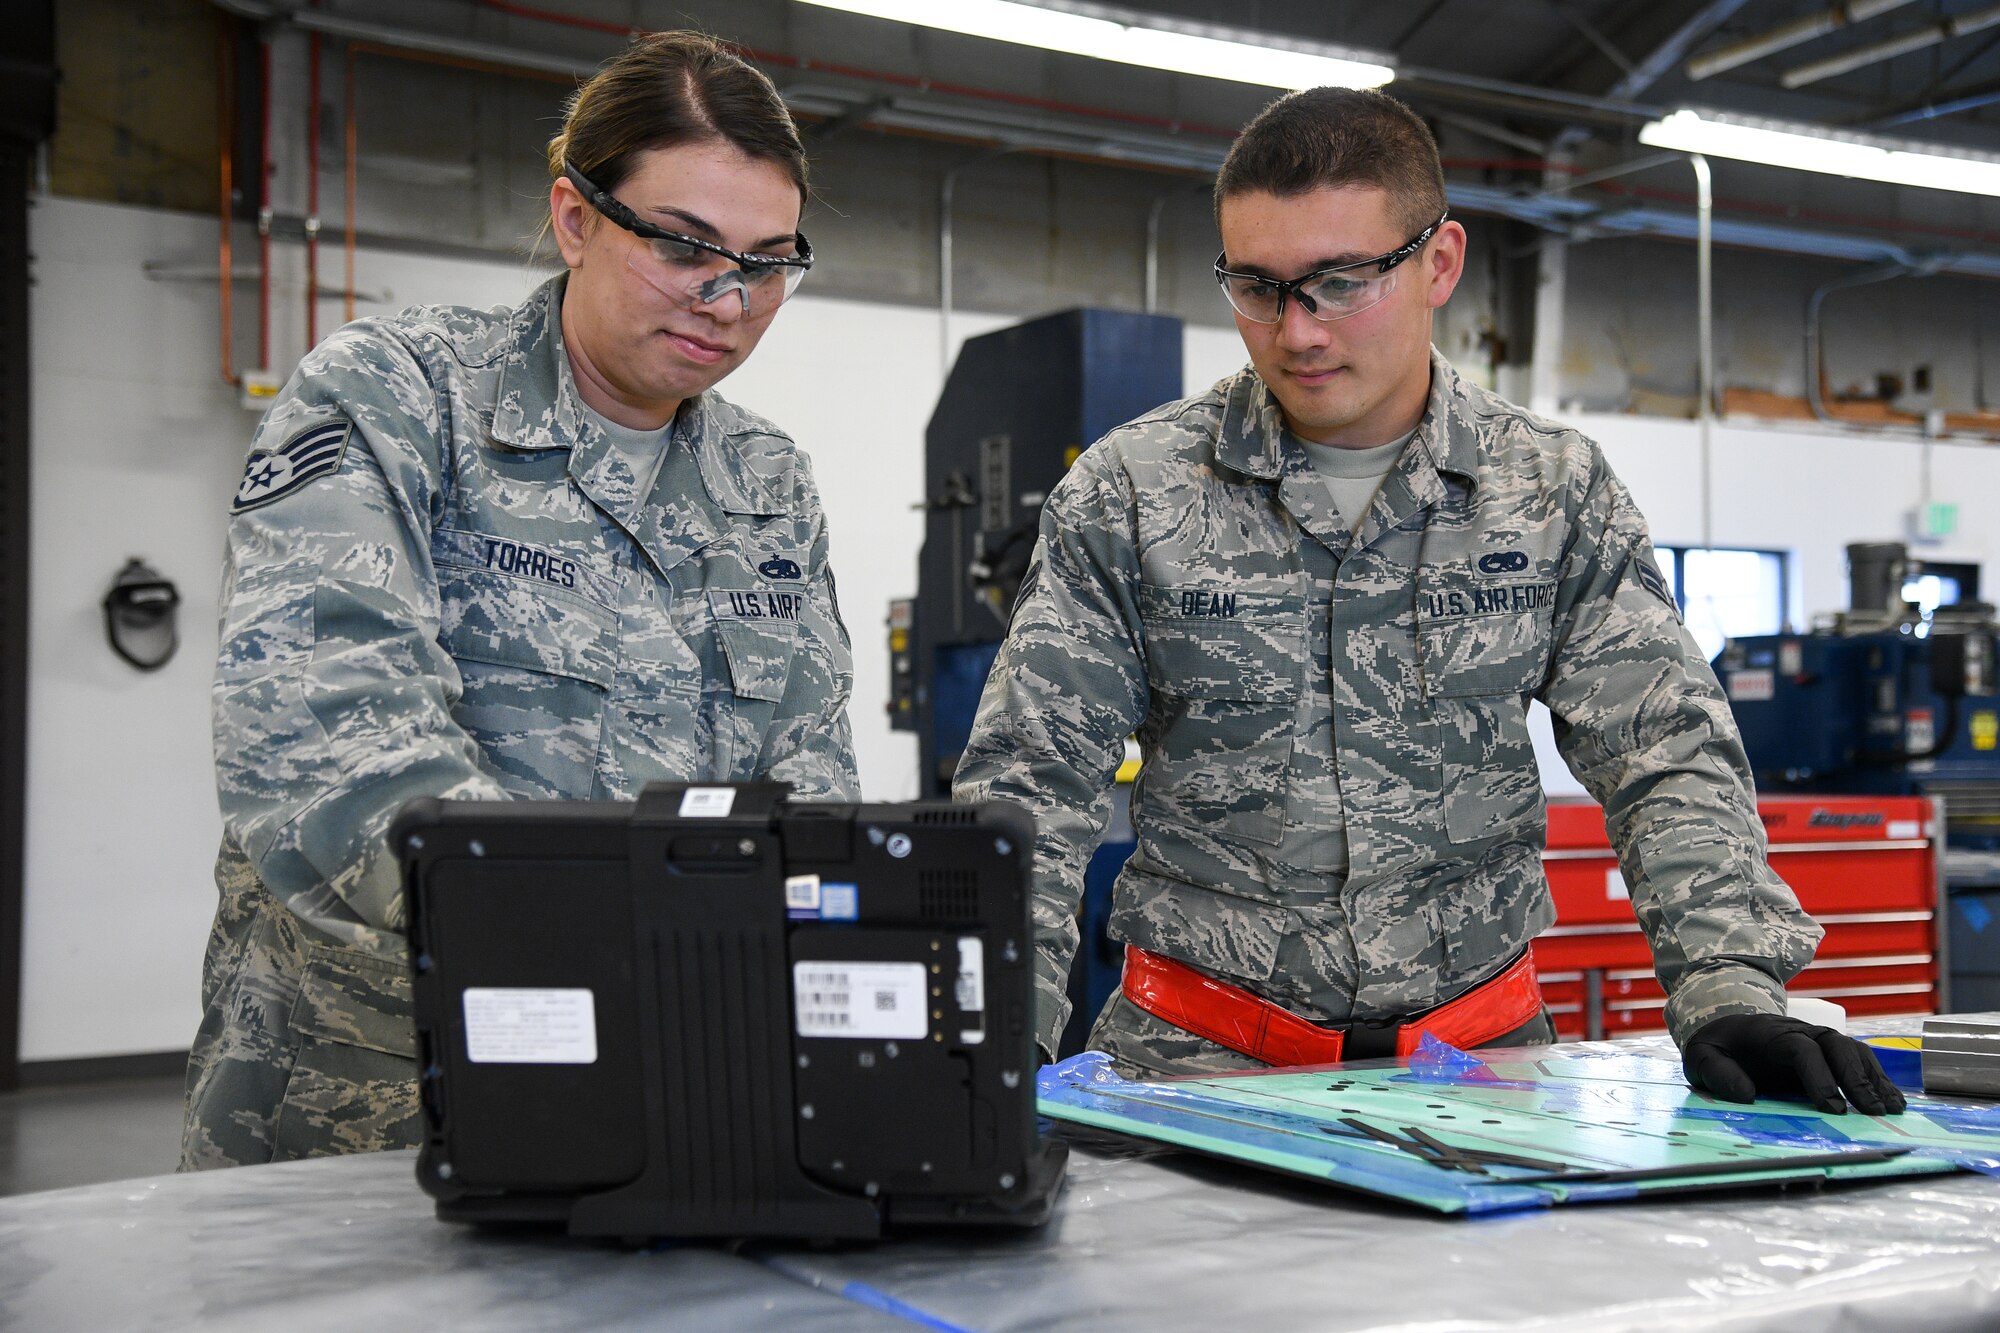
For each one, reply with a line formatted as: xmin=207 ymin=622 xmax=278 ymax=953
xmin=102 ymin=559 xmax=181 ymax=672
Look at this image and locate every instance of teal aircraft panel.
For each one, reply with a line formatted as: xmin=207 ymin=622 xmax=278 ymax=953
xmin=1037 ymin=1038 xmax=2000 ymax=1216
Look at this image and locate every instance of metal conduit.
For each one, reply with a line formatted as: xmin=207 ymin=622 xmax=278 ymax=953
xmin=1804 ymin=259 xmax=1932 ymax=428
xmin=1694 ymin=153 xmax=1714 ymax=552
xmin=1783 ymin=2 xmax=2000 ymax=89
xmin=1144 ymin=191 xmax=1170 ymax=314
xmin=939 ymin=150 xmax=1010 ymax=378
xmin=1686 ymin=0 xmax=1916 ymax=81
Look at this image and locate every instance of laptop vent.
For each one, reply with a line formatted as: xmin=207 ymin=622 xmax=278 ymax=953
xmin=919 ymin=869 xmax=981 ymax=921
xmin=909 ymin=805 xmax=979 ymax=826
xmin=656 ymin=927 xmax=784 ymax=1221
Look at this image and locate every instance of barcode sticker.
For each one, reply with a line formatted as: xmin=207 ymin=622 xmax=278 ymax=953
xmin=793 ymin=962 xmax=927 ymax=1039
xmin=955 ymin=937 xmax=986 ymax=1012
xmin=679 ymin=787 xmax=736 ymax=818
xmin=463 ymin=987 xmax=597 ymax=1064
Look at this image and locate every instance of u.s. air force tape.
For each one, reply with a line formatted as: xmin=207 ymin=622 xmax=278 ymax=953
xmin=232 ymin=418 xmax=354 ymax=514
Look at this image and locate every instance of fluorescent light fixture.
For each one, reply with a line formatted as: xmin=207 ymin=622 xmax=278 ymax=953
xmin=794 ymin=0 xmax=1394 ymax=91
xmin=1640 ymin=109 xmax=2000 ymax=198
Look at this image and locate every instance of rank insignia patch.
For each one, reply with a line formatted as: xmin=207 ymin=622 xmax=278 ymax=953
xmin=1635 ymin=557 xmax=1678 ymax=616
xmin=232 ymin=418 xmax=353 ymax=514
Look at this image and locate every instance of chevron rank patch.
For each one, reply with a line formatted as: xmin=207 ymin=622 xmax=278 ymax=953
xmin=232 ymin=418 xmax=353 ymax=514
xmin=1635 ymin=555 xmax=1678 ymax=617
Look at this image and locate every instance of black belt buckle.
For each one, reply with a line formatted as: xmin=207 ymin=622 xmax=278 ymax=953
xmin=1344 ymin=1018 xmax=1401 ymax=1062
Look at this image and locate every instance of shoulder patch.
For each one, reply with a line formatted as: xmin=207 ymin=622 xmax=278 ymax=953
xmin=233 ymin=418 xmax=353 ymax=514
xmin=1634 ymin=556 xmax=1678 ymax=615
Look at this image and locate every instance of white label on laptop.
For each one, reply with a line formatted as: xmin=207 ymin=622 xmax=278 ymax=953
xmin=679 ymin=786 xmax=735 ymax=818
xmin=955 ymin=937 xmax=986 ymax=1013
xmin=956 ymin=937 xmax=987 ymax=1046
xmin=462 ymin=988 xmax=597 ymax=1064
xmin=793 ymin=962 xmax=927 ymax=1039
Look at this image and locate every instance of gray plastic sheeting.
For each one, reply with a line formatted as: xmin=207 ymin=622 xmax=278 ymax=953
xmin=5 ymin=1034 xmax=2000 ymax=1331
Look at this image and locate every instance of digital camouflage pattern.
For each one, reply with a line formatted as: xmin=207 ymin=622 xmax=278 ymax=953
xmin=955 ymin=350 xmax=1819 ymax=1075
xmin=183 ymin=275 xmax=858 ymax=1169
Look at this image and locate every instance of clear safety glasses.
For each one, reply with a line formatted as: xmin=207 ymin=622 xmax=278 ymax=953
xmin=1214 ymin=211 xmax=1447 ymax=325
xmin=564 ymin=163 xmax=813 ymax=318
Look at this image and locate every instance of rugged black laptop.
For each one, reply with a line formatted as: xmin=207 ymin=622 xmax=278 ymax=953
xmin=395 ymin=782 xmax=1066 ymax=1241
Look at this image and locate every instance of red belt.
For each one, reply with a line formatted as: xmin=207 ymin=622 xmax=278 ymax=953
xmin=1121 ymin=946 xmax=1543 ymax=1067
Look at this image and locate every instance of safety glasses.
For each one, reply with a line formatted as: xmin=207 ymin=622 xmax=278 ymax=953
xmin=563 ymin=163 xmax=813 ymax=317
xmin=1214 ymin=211 xmax=1447 ymax=324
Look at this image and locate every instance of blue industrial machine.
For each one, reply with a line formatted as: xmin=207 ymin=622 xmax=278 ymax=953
xmin=889 ymin=307 xmax=1183 ymax=1056
xmin=1720 ymin=542 xmax=2000 ymax=844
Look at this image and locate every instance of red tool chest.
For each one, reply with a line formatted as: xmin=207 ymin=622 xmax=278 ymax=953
xmin=1535 ymin=795 xmax=1944 ymax=1040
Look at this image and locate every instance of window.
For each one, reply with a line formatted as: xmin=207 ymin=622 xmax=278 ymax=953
xmin=1653 ymin=547 xmax=1789 ymax=662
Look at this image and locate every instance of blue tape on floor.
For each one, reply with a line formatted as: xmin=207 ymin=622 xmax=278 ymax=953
xmin=756 ymin=1252 xmax=977 ymax=1333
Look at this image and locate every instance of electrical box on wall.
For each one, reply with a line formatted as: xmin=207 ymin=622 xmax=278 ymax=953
xmin=238 ymin=369 xmax=282 ymax=413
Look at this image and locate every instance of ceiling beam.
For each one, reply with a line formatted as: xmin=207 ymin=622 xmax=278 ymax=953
xmin=1603 ymin=0 xmax=1758 ymax=101
xmin=1549 ymin=0 xmax=1756 ymax=151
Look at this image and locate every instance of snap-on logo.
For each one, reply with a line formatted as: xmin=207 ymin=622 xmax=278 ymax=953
xmin=1809 ymin=810 xmax=1883 ymax=828
xmin=1478 ymin=550 xmax=1530 ymax=574
xmin=758 ymin=556 xmax=803 ymax=581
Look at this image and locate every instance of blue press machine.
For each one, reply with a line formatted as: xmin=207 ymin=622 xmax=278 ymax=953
xmin=890 ymin=308 xmax=1183 ymax=1056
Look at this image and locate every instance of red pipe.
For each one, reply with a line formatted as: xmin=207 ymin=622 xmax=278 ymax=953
xmin=308 ymin=29 xmax=321 ymax=346
xmin=1442 ymin=157 xmax=1578 ymax=174
xmin=216 ymin=14 xmax=236 ymax=387
xmin=258 ymin=37 xmax=273 ymax=373
xmin=344 ymin=43 xmax=357 ymax=325
xmin=478 ymin=0 xmax=636 ymax=37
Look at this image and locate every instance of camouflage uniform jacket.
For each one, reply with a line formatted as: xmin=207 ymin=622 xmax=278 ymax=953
xmin=955 ymin=351 xmax=1820 ymax=1061
xmin=183 ymin=275 xmax=858 ymax=1168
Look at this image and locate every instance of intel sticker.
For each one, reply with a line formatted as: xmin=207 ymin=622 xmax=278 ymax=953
xmin=820 ymin=882 xmax=859 ymax=920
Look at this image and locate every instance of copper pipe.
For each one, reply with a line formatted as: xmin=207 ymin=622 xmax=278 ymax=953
xmin=307 ymin=29 xmax=321 ymax=347
xmin=334 ymin=38 xmax=572 ymax=329
xmin=216 ymin=14 xmax=237 ymax=386
xmin=257 ymin=36 xmax=272 ymax=372
xmin=344 ymin=42 xmax=356 ymax=325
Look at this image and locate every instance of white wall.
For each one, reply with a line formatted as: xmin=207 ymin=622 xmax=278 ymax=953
xmin=29 ymin=194 xmax=2000 ymax=1059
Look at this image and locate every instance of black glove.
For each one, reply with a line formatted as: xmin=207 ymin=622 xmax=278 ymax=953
xmin=1682 ymin=1013 xmax=1907 ymax=1116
